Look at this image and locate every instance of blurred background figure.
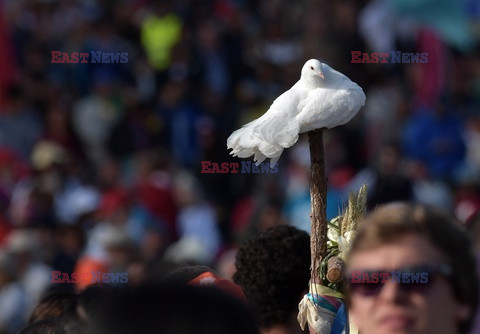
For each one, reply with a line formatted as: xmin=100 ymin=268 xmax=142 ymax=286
xmin=0 ymin=249 xmax=27 ymax=334
xmin=5 ymin=230 xmax=52 ymax=323
xmin=164 ymin=170 xmax=221 ymax=265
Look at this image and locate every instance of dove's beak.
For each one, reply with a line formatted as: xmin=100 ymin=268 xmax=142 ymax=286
xmin=317 ymin=72 xmax=325 ymax=79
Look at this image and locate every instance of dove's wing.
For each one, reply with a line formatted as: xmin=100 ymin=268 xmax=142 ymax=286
xmin=227 ymin=82 xmax=307 ymax=164
xmin=296 ymin=65 xmax=365 ymax=132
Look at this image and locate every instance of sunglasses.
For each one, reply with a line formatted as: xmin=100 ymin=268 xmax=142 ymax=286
xmin=347 ymin=263 xmax=453 ymax=297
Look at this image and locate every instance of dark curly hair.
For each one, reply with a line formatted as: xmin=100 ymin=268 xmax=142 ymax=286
xmin=233 ymin=225 xmax=310 ymax=328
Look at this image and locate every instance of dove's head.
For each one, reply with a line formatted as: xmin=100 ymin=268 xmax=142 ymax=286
xmin=301 ymin=59 xmax=325 ymax=88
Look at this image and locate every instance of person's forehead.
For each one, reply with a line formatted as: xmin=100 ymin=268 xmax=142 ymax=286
xmin=348 ymin=234 xmax=445 ymax=270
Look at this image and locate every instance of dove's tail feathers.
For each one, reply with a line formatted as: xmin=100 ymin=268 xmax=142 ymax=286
xmin=227 ymin=117 xmax=300 ymax=164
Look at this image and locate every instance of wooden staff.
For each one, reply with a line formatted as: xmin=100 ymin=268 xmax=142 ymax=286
xmin=308 ymin=129 xmax=328 ymax=281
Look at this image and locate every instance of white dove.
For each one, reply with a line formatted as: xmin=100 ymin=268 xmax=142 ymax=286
xmin=227 ymin=59 xmax=366 ymax=165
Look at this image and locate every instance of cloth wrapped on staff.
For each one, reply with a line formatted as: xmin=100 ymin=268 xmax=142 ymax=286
xmin=298 ymin=185 xmax=367 ymax=334
xmin=298 ymin=283 xmax=347 ymax=334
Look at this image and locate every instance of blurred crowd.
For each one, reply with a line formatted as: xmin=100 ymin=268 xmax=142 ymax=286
xmin=0 ymin=0 xmax=479 ymax=332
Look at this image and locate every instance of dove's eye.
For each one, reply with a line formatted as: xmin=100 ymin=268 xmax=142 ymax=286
xmin=310 ymin=66 xmax=314 ymax=70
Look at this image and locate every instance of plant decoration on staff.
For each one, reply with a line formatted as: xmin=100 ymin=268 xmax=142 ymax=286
xmin=298 ymin=184 xmax=367 ymax=334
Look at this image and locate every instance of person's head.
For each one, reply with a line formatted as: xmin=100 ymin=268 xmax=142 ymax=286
xmin=467 ymin=210 xmax=480 ymax=254
xmin=0 ymin=250 xmax=16 ymax=287
xmin=88 ymin=284 xmax=258 ymax=334
xmin=161 ymin=264 xmax=214 ymax=284
xmin=347 ymin=202 xmax=478 ymax=334
xmin=377 ymin=142 xmax=402 ymax=175
xmin=76 ymin=285 xmax=121 ymax=324
xmin=161 ymin=264 xmax=247 ymax=302
xmin=29 ymin=291 xmax=78 ymax=324
xmin=233 ymin=225 xmax=310 ymax=330
xmin=19 ymin=319 xmax=63 ymax=334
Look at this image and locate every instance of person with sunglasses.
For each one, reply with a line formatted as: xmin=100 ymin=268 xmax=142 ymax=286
xmin=346 ymin=202 xmax=478 ymax=334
